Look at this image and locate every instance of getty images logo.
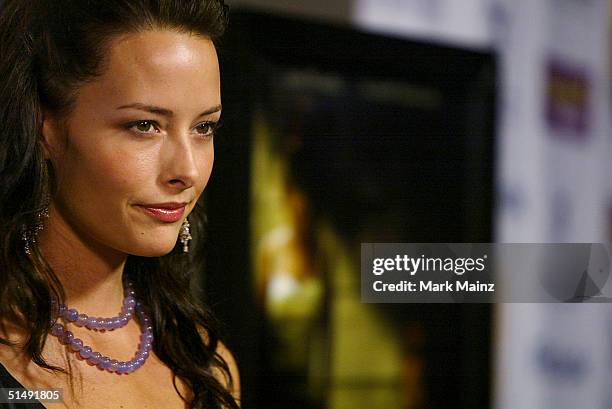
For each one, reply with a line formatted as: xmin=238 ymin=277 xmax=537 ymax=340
xmin=537 ymin=243 xmax=611 ymax=302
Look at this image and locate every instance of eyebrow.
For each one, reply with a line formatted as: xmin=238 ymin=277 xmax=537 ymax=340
xmin=116 ymin=103 xmax=222 ymax=118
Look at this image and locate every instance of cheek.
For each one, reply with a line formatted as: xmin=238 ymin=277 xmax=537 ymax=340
xmin=197 ymin=143 xmax=214 ymax=190
xmin=58 ymin=142 xmax=154 ymax=205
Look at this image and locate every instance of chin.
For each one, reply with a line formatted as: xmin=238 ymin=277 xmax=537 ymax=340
xmin=129 ymin=241 xmax=179 ymax=257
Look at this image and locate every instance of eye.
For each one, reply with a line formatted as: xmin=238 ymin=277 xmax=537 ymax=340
xmin=195 ymin=120 xmax=222 ymax=138
xmin=127 ymin=120 xmax=160 ymax=134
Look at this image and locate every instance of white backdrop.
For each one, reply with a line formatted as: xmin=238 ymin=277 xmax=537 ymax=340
xmin=492 ymin=1 xmax=611 ymax=409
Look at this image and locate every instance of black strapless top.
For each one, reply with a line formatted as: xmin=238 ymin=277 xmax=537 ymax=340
xmin=0 ymin=363 xmax=46 ymax=408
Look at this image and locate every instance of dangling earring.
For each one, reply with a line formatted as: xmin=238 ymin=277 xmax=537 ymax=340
xmin=179 ymin=218 xmax=192 ymax=253
xmin=22 ymin=203 xmax=50 ymax=255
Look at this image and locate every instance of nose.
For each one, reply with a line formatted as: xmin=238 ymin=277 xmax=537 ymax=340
xmin=160 ymin=132 xmax=201 ymax=190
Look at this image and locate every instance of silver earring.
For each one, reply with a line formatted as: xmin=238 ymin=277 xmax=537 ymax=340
xmin=22 ymin=205 xmax=49 ymax=255
xmin=179 ymin=218 xmax=193 ymax=253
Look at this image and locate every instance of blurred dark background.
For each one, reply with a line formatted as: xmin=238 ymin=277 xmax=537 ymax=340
xmin=202 ymin=10 xmax=496 ymax=409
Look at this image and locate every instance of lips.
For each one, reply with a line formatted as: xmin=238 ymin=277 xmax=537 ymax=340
xmin=136 ymin=203 xmax=187 ymax=222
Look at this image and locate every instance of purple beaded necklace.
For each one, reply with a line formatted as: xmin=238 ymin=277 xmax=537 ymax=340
xmin=49 ymin=283 xmax=154 ymax=375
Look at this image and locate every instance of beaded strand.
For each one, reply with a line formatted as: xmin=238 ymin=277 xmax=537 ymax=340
xmin=49 ymin=283 xmax=153 ymax=375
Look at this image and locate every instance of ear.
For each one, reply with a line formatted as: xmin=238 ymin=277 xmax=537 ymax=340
xmin=40 ymin=111 xmax=62 ymax=160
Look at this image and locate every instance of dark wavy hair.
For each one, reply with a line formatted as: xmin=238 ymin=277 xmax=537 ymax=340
xmin=0 ymin=1 xmax=239 ymax=408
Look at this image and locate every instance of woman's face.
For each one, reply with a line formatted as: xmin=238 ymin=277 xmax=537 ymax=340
xmin=42 ymin=30 xmax=221 ymax=257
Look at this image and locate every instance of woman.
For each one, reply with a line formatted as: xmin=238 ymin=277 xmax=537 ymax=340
xmin=0 ymin=0 xmax=240 ymax=408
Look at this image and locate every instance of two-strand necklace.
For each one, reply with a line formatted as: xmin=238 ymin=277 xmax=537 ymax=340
xmin=49 ymin=283 xmax=153 ymax=375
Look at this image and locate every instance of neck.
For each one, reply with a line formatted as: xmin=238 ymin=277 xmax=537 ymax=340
xmin=38 ymin=204 xmax=128 ymax=317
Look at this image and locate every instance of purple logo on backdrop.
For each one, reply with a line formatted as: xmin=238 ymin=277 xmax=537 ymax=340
xmin=536 ymin=344 xmax=588 ymax=382
xmin=546 ymin=57 xmax=591 ymax=139
xmin=498 ymin=184 xmax=526 ymax=217
xmin=549 ymin=189 xmax=572 ymax=241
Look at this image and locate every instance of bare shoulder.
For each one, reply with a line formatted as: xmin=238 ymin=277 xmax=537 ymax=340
xmin=216 ymin=340 xmax=241 ymax=403
xmin=197 ymin=326 xmax=241 ymax=406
